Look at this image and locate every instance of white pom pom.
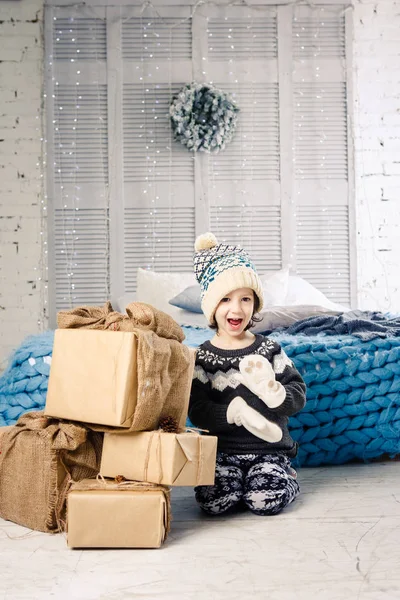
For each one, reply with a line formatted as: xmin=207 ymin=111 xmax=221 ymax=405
xmin=195 ymin=232 xmax=218 ymax=252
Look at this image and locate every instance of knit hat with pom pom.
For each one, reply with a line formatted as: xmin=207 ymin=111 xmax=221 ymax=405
xmin=193 ymin=232 xmax=264 ymax=324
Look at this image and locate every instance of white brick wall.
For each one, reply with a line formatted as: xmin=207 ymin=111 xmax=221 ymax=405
xmin=353 ymin=0 xmax=400 ymax=311
xmin=0 ymin=0 xmax=399 ymax=370
xmin=0 ymin=0 xmax=45 ymax=370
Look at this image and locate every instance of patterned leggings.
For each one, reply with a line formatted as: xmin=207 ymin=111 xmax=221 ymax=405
xmin=195 ymin=452 xmax=300 ymax=516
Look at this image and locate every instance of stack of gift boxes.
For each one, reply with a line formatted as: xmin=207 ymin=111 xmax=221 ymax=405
xmin=0 ymin=323 xmax=217 ymax=549
xmin=47 ymin=328 xmax=217 ymax=549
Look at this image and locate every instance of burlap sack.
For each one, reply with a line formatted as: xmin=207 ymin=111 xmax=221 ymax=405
xmin=57 ymin=301 xmax=184 ymax=342
xmin=57 ymin=302 xmax=195 ymax=432
xmin=0 ymin=411 xmax=103 ymax=533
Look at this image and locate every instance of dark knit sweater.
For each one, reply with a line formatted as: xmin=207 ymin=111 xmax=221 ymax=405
xmin=188 ymin=334 xmax=306 ymax=457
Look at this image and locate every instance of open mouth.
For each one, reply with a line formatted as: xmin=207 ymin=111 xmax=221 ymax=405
xmin=227 ymin=318 xmax=243 ymax=330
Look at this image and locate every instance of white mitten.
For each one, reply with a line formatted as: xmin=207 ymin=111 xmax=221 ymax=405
xmin=239 ymin=354 xmax=286 ymax=409
xmin=226 ymin=396 xmax=247 ymax=426
xmin=227 ymin=396 xmax=283 ymax=443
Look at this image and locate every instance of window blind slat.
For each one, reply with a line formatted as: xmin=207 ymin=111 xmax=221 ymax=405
xmin=54 ymin=208 xmax=109 ymax=310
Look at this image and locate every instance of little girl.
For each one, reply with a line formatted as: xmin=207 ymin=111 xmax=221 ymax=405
xmin=189 ymin=232 xmax=306 ymax=516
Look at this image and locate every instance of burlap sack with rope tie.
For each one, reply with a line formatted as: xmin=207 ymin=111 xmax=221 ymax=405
xmin=57 ymin=301 xmax=184 ymax=341
xmin=0 ymin=411 xmax=103 ymax=533
xmin=56 ymin=302 xmax=195 ymax=432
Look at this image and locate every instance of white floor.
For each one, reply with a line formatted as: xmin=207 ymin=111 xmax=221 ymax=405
xmin=1 ymin=461 xmax=400 ymax=600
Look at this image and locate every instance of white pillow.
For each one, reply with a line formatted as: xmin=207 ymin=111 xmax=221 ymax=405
xmin=249 ymin=274 xmax=351 ymax=333
xmin=286 ymin=274 xmax=350 ymax=312
xmin=115 ymin=290 xmax=208 ymax=328
xmin=120 ymin=268 xmax=349 ymax=333
xmin=260 ymin=267 xmax=289 ymax=307
xmin=115 ymin=293 xmax=135 ymax=313
xmin=135 ymin=268 xmax=198 ymax=321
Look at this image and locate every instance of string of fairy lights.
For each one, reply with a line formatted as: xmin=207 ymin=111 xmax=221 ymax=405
xmin=208 ymin=6 xmax=276 ymax=273
xmin=293 ymin=3 xmax=350 ymax=296
xmin=47 ymin=4 xmax=109 ymax=311
xmin=35 ymin=13 xmax=48 ymax=330
xmin=44 ymin=0 xmax=354 ymax=316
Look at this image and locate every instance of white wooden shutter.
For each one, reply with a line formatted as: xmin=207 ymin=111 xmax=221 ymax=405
xmin=114 ymin=7 xmax=196 ymax=295
xmin=210 ymin=205 xmax=282 ymax=274
xmin=46 ymin=1 xmax=355 ymax=320
xmin=124 ymin=207 xmax=195 ymax=290
xmin=53 ymin=84 xmax=108 ymax=183
xmin=204 ymin=6 xmax=282 ymax=274
xmin=46 ymin=6 xmax=110 ymax=318
xmin=292 ymin=5 xmax=354 ymax=306
xmin=123 ymin=84 xmax=193 ymax=183
xmin=54 ymin=208 xmax=109 ymax=307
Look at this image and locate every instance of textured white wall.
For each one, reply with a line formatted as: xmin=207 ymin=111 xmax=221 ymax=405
xmin=0 ymin=0 xmax=45 ymax=370
xmin=353 ymin=0 xmax=400 ymax=311
xmin=0 ymin=0 xmax=399 ymax=369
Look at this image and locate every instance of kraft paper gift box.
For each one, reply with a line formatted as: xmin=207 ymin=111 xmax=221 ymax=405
xmin=45 ymin=329 xmax=138 ymax=428
xmin=100 ymin=430 xmax=218 ymax=486
xmin=67 ymin=479 xmax=171 ymax=549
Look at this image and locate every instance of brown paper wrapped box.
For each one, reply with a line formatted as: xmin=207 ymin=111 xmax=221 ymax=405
xmin=45 ymin=323 xmax=195 ymax=432
xmin=45 ymin=329 xmax=138 ymax=427
xmin=0 ymin=412 xmax=103 ymax=533
xmin=100 ymin=430 xmax=217 ymax=486
xmin=67 ymin=479 xmax=171 ymax=549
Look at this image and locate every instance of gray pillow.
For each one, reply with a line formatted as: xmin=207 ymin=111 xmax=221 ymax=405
xmin=169 ymin=284 xmax=202 ymax=313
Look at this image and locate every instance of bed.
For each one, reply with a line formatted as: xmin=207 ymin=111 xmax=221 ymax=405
xmin=1 ymin=320 xmax=400 ymax=468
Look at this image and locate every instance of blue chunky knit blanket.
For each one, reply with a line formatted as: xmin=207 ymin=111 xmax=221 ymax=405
xmin=0 ymin=331 xmax=54 ymax=427
xmin=1 ymin=327 xmax=400 ymax=467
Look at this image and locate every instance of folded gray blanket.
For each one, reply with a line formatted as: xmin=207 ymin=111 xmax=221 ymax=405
xmin=280 ymin=310 xmax=400 ymax=341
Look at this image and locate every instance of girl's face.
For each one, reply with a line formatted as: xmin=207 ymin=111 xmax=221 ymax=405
xmin=214 ymin=287 xmax=255 ymax=339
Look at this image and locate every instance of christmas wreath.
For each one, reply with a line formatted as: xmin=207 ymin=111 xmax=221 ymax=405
xmin=169 ymin=82 xmax=239 ymax=153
